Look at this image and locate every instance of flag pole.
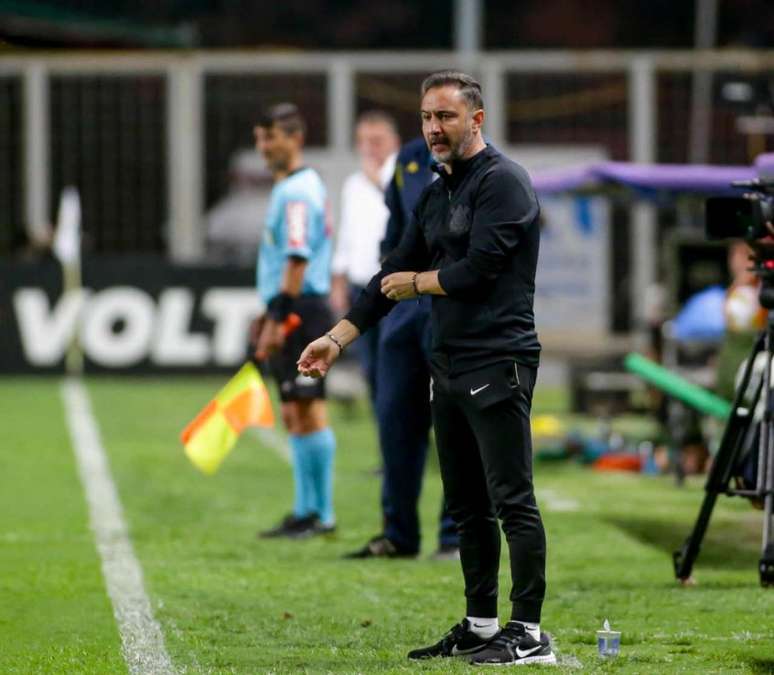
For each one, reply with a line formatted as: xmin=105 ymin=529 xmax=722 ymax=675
xmin=53 ymin=186 xmax=84 ymax=376
xmin=62 ymin=261 xmax=84 ymax=376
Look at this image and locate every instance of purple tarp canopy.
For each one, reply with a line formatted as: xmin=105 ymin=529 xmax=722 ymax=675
xmin=532 ymin=153 xmax=774 ymax=197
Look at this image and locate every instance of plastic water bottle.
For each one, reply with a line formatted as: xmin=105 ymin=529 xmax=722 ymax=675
xmin=597 ymin=619 xmax=621 ymax=658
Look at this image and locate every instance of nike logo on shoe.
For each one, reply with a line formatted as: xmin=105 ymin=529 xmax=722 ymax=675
xmin=451 ymin=643 xmax=487 ymax=656
xmin=515 ymin=644 xmax=544 ymax=659
xmin=470 ymin=384 xmax=490 ymax=396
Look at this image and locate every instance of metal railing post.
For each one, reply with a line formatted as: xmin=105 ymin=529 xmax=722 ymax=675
xmin=329 ymin=59 xmax=353 ymax=155
xmin=23 ymin=61 xmax=49 ymax=238
xmin=167 ymin=58 xmax=203 ymax=262
xmin=481 ymin=59 xmax=506 ymax=148
xmin=628 ymin=56 xmax=658 ymax=338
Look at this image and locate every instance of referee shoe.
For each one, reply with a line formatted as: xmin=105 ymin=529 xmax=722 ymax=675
xmin=407 ymin=619 xmax=494 ymax=659
xmin=469 ymin=621 xmax=556 ymax=666
xmin=257 ymin=513 xmax=318 ymax=539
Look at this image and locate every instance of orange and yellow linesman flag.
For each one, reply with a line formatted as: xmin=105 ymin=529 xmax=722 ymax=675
xmin=180 ymin=362 xmax=275 ymax=475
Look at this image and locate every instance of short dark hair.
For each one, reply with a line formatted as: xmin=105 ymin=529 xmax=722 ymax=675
xmin=420 ymin=70 xmax=484 ymax=111
xmin=256 ymin=102 xmax=306 ymax=136
xmin=356 ymin=109 xmax=399 ymax=135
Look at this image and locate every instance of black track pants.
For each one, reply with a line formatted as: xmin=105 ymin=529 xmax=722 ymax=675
xmin=430 ymin=356 xmax=546 ymax=623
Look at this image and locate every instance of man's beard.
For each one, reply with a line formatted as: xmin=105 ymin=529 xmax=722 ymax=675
xmin=429 ymin=124 xmax=475 ymax=164
xmin=266 ymin=153 xmax=289 ymax=174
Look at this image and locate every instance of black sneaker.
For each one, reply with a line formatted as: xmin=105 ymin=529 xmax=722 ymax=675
xmin=257 ymin=513 xmax=318 ymax=539
xmin=469 ymin=621 xmax=556 ymax=666
xmin=407 ymin=619 xmax=494 ymax=659
xmin=342 ymin=535 xmax=417 ymax=559
xmin=289 ymin=517 xmax=338 ymax=539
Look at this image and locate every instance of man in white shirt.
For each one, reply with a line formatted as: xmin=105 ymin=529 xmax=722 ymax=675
xmin=331 ymin=111 xmax=399 ymax=406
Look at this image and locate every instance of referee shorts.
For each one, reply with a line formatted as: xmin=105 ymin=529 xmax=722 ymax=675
xmin=268 ymin=295 xmax=333 ymax=403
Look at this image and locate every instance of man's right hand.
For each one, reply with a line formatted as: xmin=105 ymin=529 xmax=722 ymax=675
xmin=297 ymin=336 xmax=341 ymax=378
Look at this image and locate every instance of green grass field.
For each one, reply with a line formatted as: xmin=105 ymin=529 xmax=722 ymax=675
xmin=1 ymin=376 xmax=773 ymax=674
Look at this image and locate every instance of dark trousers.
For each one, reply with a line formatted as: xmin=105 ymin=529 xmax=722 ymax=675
xmin=349 ymin=285 xmax=381 ymax=409
xmin=430 ymin=355 xmax=546 ymax=623
xmin=376 ymin=298 xmax=458 ymax=553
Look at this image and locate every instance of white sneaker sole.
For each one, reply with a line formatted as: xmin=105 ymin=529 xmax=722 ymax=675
xmin=477 ymin=652 xmax=557 ymax=666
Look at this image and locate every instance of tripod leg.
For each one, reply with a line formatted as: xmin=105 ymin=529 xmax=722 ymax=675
xmin=761 ymin=388 xmax=774 ymax=586
xmin=755 ymin=318 xmax=774 ymax=586
xmin=761 ymin=508 xmax=774 ymax=586
xmin=674 ymin=492 xmax=719 ymax=581
xmin=674 ymin=332 xmax=765 ymax=582
xmin=675 ymin=396 xmax=760 ymax=580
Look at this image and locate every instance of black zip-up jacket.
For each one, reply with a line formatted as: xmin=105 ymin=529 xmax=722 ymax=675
xmin=346 ymin=144 xmax=541 ymax=375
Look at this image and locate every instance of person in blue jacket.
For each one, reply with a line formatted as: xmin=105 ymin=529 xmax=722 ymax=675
xmin=344 ymin=136 xmax=459 ymax=559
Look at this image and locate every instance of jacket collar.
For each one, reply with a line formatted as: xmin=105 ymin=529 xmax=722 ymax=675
xmin=431 ymin=144 xmax=494 ymax=191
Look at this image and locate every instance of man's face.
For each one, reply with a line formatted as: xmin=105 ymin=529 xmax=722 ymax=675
xmin=253 ymin=124 xmax=299 ymax=173
xmin=421 ymin=85 xmax=480 ymax=164
xmin=355 ymin=120 xmax=399 ymax=169
xmin=729 ymin=241 xmax=756 ymax=285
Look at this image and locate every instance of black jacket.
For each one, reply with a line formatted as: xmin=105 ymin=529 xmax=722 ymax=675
xmin=346 ymin=144 xmax=541 ymax=375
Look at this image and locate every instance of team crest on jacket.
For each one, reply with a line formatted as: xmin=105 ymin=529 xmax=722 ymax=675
xmin=449 ymin=204 xmax=472 ymax=234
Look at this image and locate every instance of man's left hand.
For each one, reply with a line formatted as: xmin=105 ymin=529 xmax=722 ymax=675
xmin=255 ymin=317 xmax=286 ymax=359
xmin=381 ymin=272 xmax=418 ymax=301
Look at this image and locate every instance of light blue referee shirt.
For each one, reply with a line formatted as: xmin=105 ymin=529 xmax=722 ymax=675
xmin=257 ymin=167 xmax=332 ymax=303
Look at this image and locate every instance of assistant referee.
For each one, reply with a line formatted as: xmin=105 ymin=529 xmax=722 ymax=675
xmin=297 ymin=70 xmax=555 ymax=667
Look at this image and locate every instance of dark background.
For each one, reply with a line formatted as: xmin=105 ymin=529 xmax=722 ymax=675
xmin=1 ymin=0 xmax=773 ymax=49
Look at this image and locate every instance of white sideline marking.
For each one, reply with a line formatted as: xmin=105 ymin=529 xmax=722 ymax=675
xmin=60 ymin=378 xmax=175 ymax=675
xmin=537 ymin=488 xmax=579 ymax=512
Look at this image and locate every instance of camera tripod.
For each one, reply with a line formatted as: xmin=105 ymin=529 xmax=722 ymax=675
xmin=673 ymin=306 xmax=774 ymax=586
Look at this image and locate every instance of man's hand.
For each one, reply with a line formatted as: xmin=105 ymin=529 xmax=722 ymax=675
xmin=297 ymin=335 xmax=341 ymax=378
xmin=381 ymin=272 xmax=419 ymax=301
xmin=255 ymin=318 xmax=285 ymax=360
xmin=248 ymin=316 xmax=264 ymax=349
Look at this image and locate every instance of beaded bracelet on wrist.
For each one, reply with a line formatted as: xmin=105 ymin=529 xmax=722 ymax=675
xmin=325 ymin=332 xmax=344 ymax=354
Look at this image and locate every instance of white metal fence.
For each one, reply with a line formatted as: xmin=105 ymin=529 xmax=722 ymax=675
xmin=1 ymin=49 xmax=774 ymax=328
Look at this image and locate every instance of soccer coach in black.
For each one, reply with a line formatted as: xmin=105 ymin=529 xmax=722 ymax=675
xmin=297 ymin=71 xmax=555 ymax=667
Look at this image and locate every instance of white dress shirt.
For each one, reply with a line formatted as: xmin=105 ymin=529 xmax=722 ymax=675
xmin=332 ymin=153 xmax=397 ymax=287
